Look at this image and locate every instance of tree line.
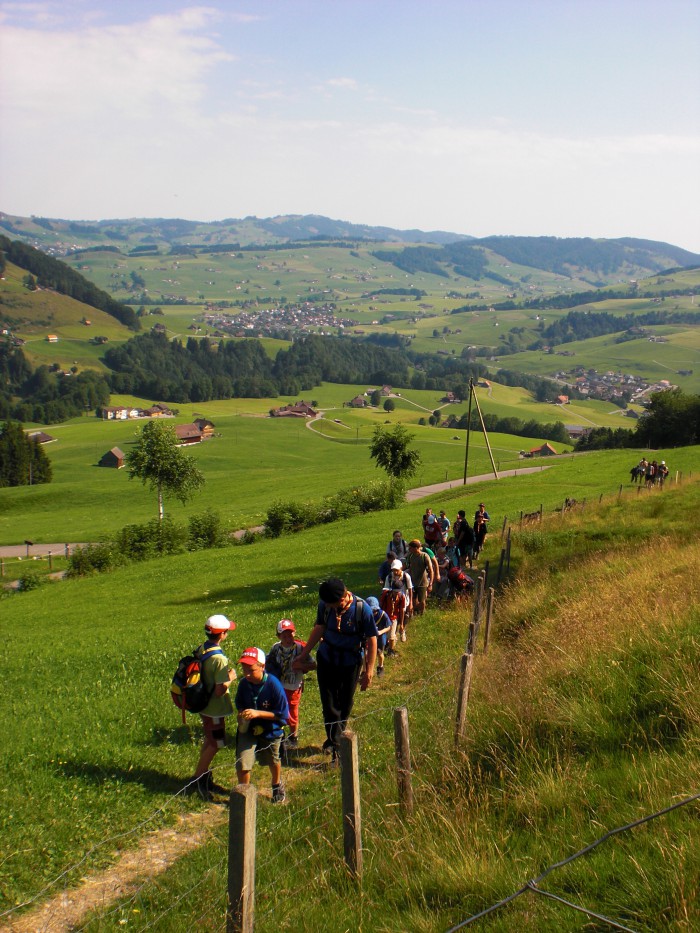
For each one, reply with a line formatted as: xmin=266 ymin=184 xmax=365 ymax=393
xmin=576 ymin=389 xmax=700 ymax=450
xmin=0 ymin=341 xmax=110 ymax=423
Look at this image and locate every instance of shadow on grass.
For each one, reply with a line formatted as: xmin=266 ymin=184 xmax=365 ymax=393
xmin=59 ymin=760 xmax=184 ymax=795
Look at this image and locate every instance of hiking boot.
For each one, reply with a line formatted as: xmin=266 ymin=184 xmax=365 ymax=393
xmin=322 ymin=738 xmax=335 ymax=754
xmin=400 ymin=631 xmax=407 ymax=643
xmin=203 ymin=771 xmax=228 ymax=794
xmin=183 ymin=775 xmax=212 ymax=801
xmin=286 ymin=734 xmax=299 ymax=747
xmin=376 ymin=665 xmax=385 ymax=677
xmin=271 ymin=784 xmax=286 ymax=804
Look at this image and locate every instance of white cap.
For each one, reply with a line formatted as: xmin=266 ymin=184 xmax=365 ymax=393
xmin=205 ymin=614 xmax=235 ymax=633
xmin=391 ymin=559 xmax=403 ymax=570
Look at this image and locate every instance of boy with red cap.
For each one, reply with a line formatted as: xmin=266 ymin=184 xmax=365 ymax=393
xmin=184 ymin=613 xmax=237 ymax=801
xmin=266 ymin=620 xmax=316 ymax=748
xmin=235 ymin=647 xmax=289 ymax=803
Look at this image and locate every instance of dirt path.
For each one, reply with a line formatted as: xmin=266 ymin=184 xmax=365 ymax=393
xmin=2 ymin=808 xmax=225 ymax=933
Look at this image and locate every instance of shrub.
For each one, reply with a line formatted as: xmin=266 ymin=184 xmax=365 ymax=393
xmin=115 ymin=516 xmax=187 ymax=561
xmin=17 ymin=572 xmax=44 ymax=591
xmin=188 ymin=509 xmax=228 ymax=550
xmin=66 ymin=543 xmax=121 ymax=577
xmin=265 ymin=480 xmax=405 ymax=537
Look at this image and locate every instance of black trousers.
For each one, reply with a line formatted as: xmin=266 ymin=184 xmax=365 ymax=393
xmin=316 ymin=655 xmax=362 ymax=747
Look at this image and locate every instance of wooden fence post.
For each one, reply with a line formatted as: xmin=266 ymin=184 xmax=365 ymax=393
xmin=500 ymin=515 xmax=508 ymax=541
xmin=519 ymin=510 xmax=523 ymax=532
xmin=506 ymin=529 xmax=511 ymax=575
xmin=618 ymin=484 xmax=623 ymax=499
xmin=393 ymin=707 xmax=413 ymax=815
xmin=339 ymin=730 xmax=363 ymax=879
xmin=48 ymin=550 xmax=53 ymax=571
xmin=599 ymin=493 xmax=603 ymax=504
xmin=227 ymin=784 xmax=257 ymax=933
xmin=483 ymin=587 xmax=495 ymax=654
xmin=496 ymin=547 xmax=506 ymax=586
xmin=539 ymin=504 xmax=543 ymax=522
xmin=455 ymin=647 xmax=475 ymax=745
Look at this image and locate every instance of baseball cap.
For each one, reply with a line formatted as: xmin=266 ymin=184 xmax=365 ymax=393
xmin=319 ymin=577 xmax=346 ymax=603
xmin=391 ymin=559 xmax=403 ymax=570
xmin=277 ymin=619 xmax=296 ymax=634
xmin=366 ymin=596 xmax=380 ymax=610
xmin=205 ymin=614 xmax=235 ymax=633
xmin=239 ymin=647 xmax=265 ymax=666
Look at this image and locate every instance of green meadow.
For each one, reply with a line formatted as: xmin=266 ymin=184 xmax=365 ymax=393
xmin=1 ymin=449 xmax=699 ymax=930
xmin=1 ymin=372 xmax=646 ymax=544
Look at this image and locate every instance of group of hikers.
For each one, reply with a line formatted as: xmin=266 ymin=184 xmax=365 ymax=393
xmin=181 ymin=503 xmax=490 ymax=804
xmin=630 ymin=457 xmax=669 ymax=487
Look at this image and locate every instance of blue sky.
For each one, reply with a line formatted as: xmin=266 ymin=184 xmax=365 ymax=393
xmin=1 ymin=0 xmax=699 ymax=251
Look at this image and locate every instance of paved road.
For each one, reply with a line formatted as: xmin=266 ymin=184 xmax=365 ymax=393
xmin=404 ymin=464 xmax=551 ymax=501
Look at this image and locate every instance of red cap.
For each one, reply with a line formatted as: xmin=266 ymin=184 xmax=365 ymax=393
xmin=277 ymin=619 xmax=296 ymax=634
xmin=239 ymin=647 xmax=265 ymax=666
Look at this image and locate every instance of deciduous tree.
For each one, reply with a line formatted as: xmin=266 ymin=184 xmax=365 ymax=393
xmin=126 ymin=421 xmax=205 ymax=522
xmin=369 ymin=424 xmax=421 ymax=481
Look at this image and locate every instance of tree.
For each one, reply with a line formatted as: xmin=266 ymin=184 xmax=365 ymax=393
xmin=0 ymin=421 xmax=52 ymax=487
xmin=370 ymin=389 xmax=382 ymax=407
xmin=383 ymin=398 xmax=395 ymax=413
xmin=369 ymin=424 xmax=421 ymax=481
xmin=126 ymin=421 xmax=205 ymax=521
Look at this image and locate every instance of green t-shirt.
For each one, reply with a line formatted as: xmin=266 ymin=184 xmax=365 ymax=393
xmin=200 ymin=644 xmax=234 ymax=718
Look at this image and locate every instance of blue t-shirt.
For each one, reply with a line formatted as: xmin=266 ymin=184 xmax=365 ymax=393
xmin=315 ymin=595 xmax=379 ymax=667
xmin=235 ymin=672 xmax=289 ymax=740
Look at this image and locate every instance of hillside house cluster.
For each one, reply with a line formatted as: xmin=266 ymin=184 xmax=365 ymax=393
xmin=98 ymin=403 xmax=175 ymax=420
xmin=554 ymin=368 xmax=675 ymax=404
xmin=201 ymin=302 xmax=356 ymax=340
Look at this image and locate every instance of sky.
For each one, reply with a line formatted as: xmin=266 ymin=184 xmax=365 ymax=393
xmin=1 ymin=0 xmax=699 ymax=252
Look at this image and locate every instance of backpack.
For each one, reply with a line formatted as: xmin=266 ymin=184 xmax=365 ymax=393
xmin=171 ymin=644 xmax=223 ymax=723
xmin=448 ymin=566 xmax=474 ymax=593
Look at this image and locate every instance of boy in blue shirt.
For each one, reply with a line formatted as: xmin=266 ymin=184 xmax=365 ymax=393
xmin=235 ymin=647 xmax=289 ymax=803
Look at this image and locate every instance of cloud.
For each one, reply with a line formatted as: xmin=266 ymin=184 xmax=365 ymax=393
xmin=0 ymin=7 xmax=232 ymax=123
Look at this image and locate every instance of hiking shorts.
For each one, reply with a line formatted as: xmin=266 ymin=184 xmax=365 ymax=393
xmin=236 ymin=730 xmax=282 ymax=772
xmin=201 ymin=715 xmax=227 ymax=749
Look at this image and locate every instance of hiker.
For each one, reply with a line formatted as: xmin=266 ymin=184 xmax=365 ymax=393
xmin=184 ymin=614 xmax=237 ymax=800
xmin=423 ymin=512 xmax=445 ymax=550
xmin=266 ymin=620 xmax=316 ymax=748
xmin=473 ymin=514 xmax=488 ymax=559
xmin=658 ymin=460 xmax=669 ymax=486
xmin=386 ymin=529 xmax=409 ymax=567
xmin=453 ymin=509 xmax=475 ymax=568
xmin=235 ymin=647 xmax=289 ymax=803
xmin=474 ymin=502 xmax=490 ymax=525
xmin=381 ymin=558 xmax=413 ymax=646
xmin=406 ymin=539 xmax=434 ymax=616
xmin=293 ymin=578 xmax=377 ymax=760
xmin=445 ymin=536 xmax=460 ymax=569
xmin=437 ymin=510 xmax=451 ymax=538
xmin=365 ymin=596 xmax=392 ymax=677
xmin=434 ymin=545 xmax=451 ymax=599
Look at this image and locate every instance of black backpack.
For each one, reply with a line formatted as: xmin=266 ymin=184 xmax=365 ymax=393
xmin=171 ymin=644 xmax=223 ymax=723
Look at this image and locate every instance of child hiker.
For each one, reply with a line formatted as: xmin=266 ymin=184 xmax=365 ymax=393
xmin=266 ymin=619 xmax=316 ymax=748
xmin=235 ymin=647 xmax=289 ymax=803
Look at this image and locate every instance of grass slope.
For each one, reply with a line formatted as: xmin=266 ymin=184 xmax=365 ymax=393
xmin=1 ymin=452 xmax=699 ymax=928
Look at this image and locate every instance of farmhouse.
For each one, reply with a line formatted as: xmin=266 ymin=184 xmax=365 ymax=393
xmin=46 ymin=334 xmax=59 ymax=343
xmin=270 ymin=400 xmax=317 ymax=418
xmin=26 ymin=430 xmax=56 ymax=445
xmin=99 ymin=405 xmax=131 ymax=420
xmin=99 ymin=447 xmax=126 ymax=469
xmin=530 ymin=442 xmax=558 ymax=457
xmin=143 ymin=404 xmax=174 ymax=418
xmin=193 ymin=417 xmax=215 ymax=438
xmin=349 ymin=395 xmax=368 ymax=408
xmin=175 ymin=423 xmax=203 ymax=445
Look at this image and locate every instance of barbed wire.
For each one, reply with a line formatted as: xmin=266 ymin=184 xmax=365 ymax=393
xmin=445 ymin=792 xmax=700 ymax=931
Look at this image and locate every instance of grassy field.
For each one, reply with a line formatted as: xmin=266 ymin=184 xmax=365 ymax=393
xmin=1 ymin=450 xmax=698 ymax=930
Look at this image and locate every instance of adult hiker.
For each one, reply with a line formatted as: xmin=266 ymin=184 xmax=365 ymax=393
xmin=294 ymin=578 xmax=378 ymax=760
